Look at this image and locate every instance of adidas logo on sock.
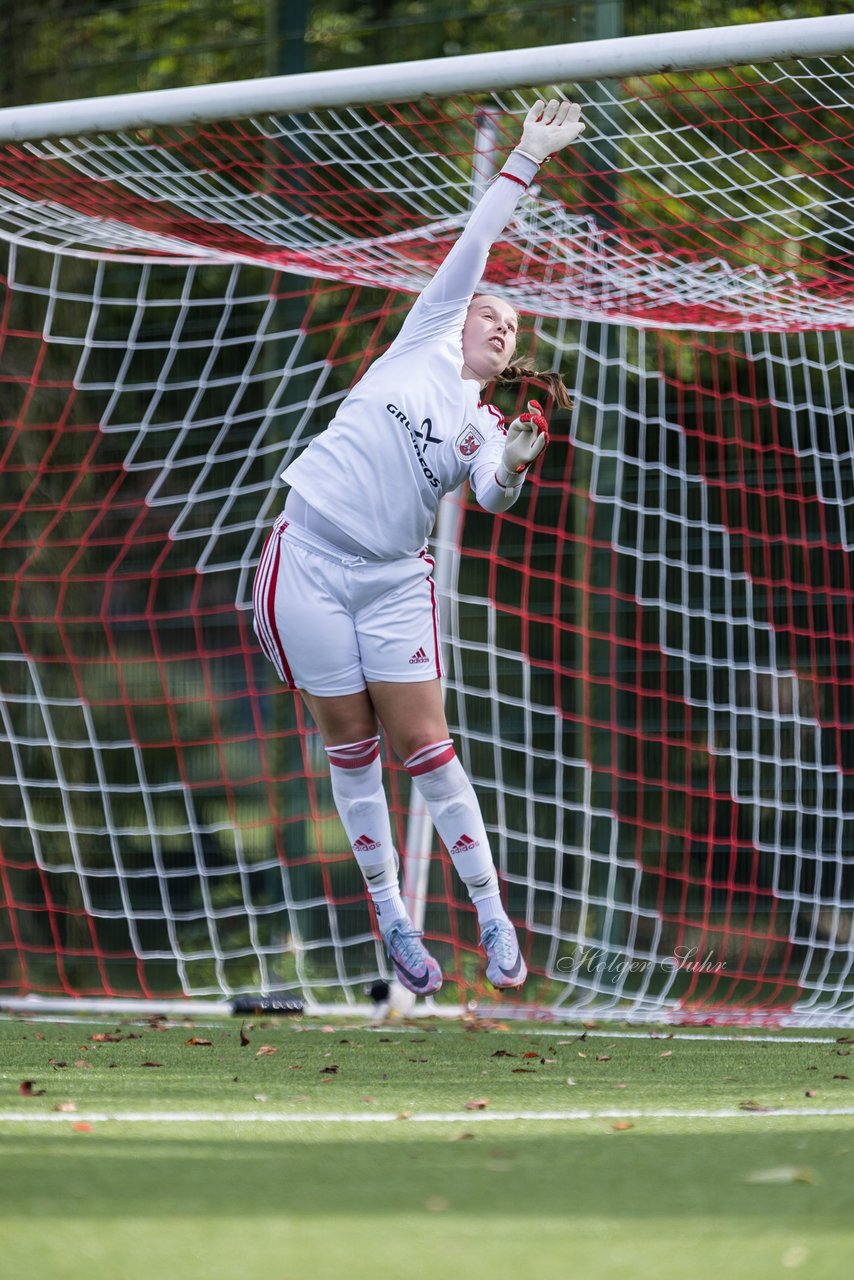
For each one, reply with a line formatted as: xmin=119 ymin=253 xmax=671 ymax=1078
xmin=451 ymin=833 xmax=479 ymax=855
xmin=354 ymin=834 xmax=381 ymax=852
xmin=408 ymin=647 xmax=430 ymax=664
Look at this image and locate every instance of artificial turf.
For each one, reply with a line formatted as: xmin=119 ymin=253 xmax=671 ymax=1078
xmin=1 ymin=1014 xmax=852 ymax=1279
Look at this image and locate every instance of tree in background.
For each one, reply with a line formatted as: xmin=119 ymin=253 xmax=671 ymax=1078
xmin=1 ymin=1 xmax=841 ymax=107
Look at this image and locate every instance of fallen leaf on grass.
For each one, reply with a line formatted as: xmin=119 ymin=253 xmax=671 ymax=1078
xmin=836 ymin=1036 xmax=854 ymax=1045
xmin=73 ymin=1060 xmax=93 ymax=1070
xmin=52 ymin=1101 xmax=77 ymax=1113
xmin=595 ymin=1055 xmax=611 ymax=1063
xmin=659 ymin=1050 xmax=673 ymax=1058
xmin=511 ymin=1068 xmax=537 ymax=1074
xmin=185 ymin=1037 xmax=212 ymax=1047
xmin=319 ymin=1065 xmax=339 ymax=1074
xmin=464 ymin=1098 xmax=489 ymax=1110
xmin=397 ymin=1110 xmax=411 ymax=1120
xmin=739 ymin=1100 xmax=774 ymax=1112
xmin=833 ymin=1074 xmax=851 ymax=1081
xmin=239 ymin=1024 xmax=251 ymax=1047
xmin=255 ymin=1045 xmax=277 ymax=1057
xmin=612 ymin=1121 xmax=634 ymax=1131
xmin=140 ymin=1061 xmax=163 ymax=1068
xmin=491 ymin=1050 xmax=516 ymax=1058
xmin=253 ymin=1094 xmax=269 ymax=1102
xmin=744 ymin=1166 xmax=819 ymax=1185
xmin=72 ymin=1123 xmax=94 ymax=1133
xmin=19 ymin=1081 xmax=45 ymax=1097
xmin=451 ymin=1131 xmax=476 ymax=1141
xmin=805 ymin=1090 xmax=817 ymax=1098
xmin=89 ymin=1033 xmax=122 ymax=1043
xmin=522 ymin=1051 xmax=539 ymax=1059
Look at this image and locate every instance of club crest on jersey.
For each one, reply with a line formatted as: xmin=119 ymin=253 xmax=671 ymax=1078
xmin=456 ymin=424 xmax=484 ymax=458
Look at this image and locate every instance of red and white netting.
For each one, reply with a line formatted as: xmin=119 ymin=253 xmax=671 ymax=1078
xmin=1 ymin=57 xmax=852 ymax=1021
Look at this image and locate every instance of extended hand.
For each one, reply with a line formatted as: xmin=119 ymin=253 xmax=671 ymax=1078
xmin=517 ymin=98 xmax=585 ymax=163
xmin=498 ymin=400 xmax=549 ymax=486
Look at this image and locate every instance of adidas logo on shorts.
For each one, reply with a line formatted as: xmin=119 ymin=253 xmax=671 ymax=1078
xmin=408 ymin=647 xmax=430 ymax=665
xmin=451 ymin=833 xmax=479 ymax=855
xmin=354 ymin=834 xmax=381 ymax=852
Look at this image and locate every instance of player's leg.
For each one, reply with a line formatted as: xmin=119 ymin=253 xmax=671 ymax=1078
xmin=305 ymin=686 xmax=441 ymax=995
xmin=357 ymin=556 xmax=526 ymax=989
xmin=254 ymin=528 xmax=440 ymax=992
xmin=369 ymin=678 xmax=526 ymax=989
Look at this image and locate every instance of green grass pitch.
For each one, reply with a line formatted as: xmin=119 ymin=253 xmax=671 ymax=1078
xmin=1 ymin=1013 xmax=853 ymax=1279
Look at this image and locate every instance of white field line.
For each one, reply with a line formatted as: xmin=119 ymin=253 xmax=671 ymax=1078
xmin=517 ymin=1029 xmax=850 ymax=1046
xmin=2 ymin=1106 xmax=854 ymax=1125
xmin=1 ymin=1014 xmax=846 ymax=1046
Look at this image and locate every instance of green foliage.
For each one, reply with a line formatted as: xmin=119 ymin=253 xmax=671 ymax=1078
xmin=5 ymin=1 xmax=846 ymax=109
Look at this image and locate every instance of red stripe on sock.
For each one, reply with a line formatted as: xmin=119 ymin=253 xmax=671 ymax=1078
xmin=327 ymin=738 xmax=380 ymax=769
xmin=405 ymin=744 xmax=457 ymax=776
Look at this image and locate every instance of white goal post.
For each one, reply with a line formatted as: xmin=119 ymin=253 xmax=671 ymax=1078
xmin=1 ymin=16 xmax=854 ymax=1025
xmin=0 ymin=15 xmax=853 ymax=142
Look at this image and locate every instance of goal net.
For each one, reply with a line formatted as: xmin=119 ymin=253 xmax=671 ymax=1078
xmin=1 ymin=20 xmax=852 ymax=1024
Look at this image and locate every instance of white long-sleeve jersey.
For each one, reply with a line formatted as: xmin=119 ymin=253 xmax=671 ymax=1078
xmin=280 ymin=148 xmax=540 ymax=560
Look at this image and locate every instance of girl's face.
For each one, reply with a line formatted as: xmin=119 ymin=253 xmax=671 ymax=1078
xmin=461 ymin=294 xmax=519 ymax=385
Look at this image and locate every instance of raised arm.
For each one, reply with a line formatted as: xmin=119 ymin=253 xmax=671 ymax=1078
xmin=393 ymin=99 xmax=585 ymax=344
xmin=426 ymin=99 xmax=585 ymax=306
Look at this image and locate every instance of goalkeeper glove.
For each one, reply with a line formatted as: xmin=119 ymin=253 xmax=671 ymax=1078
xmin=515 ymin=98 xmax=585 ymax=165
xmin=496 ymin=400 xmax=548 ymax=488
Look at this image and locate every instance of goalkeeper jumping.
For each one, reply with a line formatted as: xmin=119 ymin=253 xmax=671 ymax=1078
xmin=253 ymin=99 xmax=586 ymax=995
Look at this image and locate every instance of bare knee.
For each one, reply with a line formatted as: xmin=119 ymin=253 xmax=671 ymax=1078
xmin=391 ymin=728 xmax=452 ymax=762
xmin=366 ymin=679 xmax=450 ymax=762
xmin=300 ymin=690 xmax=378 ymax=747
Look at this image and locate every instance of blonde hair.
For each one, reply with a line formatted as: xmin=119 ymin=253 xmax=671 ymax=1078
xmin=496 ymin=357 xmax=574 ymax=410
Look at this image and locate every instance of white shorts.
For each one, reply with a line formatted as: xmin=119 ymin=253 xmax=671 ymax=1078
xmin=252 ymin=513 xmax=443 ymax=696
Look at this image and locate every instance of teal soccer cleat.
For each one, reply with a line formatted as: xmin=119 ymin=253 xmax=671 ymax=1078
xmin=383 ymin=920 xmax=442 ymax=995
xmin=480 ymin=918 xmax=527 ymax=989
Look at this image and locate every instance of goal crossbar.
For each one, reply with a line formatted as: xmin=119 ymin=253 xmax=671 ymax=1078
xmin=1 ymin=15 xmax=854 ymax=143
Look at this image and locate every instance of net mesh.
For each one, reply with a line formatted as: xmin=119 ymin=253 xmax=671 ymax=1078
xmin=1 ymin=55 xmax=852 ymax=1022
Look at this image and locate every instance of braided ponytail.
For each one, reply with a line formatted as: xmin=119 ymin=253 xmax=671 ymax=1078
xmin=496 ymin=358 xmax=573 ymax=410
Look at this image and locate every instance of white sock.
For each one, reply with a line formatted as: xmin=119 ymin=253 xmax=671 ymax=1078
xmin=326 ymin=736 xmax=407 ymax=931
xmin=404 ymin=739 xmax=508 ymax=926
